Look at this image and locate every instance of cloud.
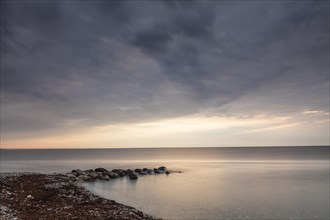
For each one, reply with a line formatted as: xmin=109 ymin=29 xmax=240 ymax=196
xmin=1 ymin=1 xmax=329 ymax=140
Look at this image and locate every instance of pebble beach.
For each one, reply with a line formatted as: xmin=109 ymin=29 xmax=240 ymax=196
xmin=0 ymin=172 xmax=160 ymax=220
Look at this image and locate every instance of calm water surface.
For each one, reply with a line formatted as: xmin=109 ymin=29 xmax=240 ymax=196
xmin=1 ymin=147 xmax=329 ymax=219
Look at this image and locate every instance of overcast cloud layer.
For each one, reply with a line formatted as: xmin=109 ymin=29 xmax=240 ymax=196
xmin=1 ymin=1 xmax=329 ymax=141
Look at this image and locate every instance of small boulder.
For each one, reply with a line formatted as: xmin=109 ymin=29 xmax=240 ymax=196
xmin=126 ymin=169 xmax=133 ymax=175
xmin=88 ymin=172 xmax=98 ymax=179
xmin=66 ymin=173 xmax=76 ymax=178
xmin=96 ymin=172 xmax=103 ymax=176
xmin=153 ymin=168 xmax=161 ymax=174
xmin=158 ymin=166 xmax=167 ymax=172
xmin=99 ymin=175 xmax=110 ymax=181
xmin=134 ymin=168 xmax=142 ymax=173
xmin=166 ymin=171 xmax=170 ymax=175
xmin=128 ymin=173 xmax=138 ymax=180
xmin=75 ymin=169 xmax=86 ymax=176
xmin=117 ymin=171 xmax=125 ymax=177
xmin=78 ymin=175 xmax=92 ymax=182
xmin=107 ymin=172 xmax=119 ymax=179
xmin=95 ymin=168 xmax=108 ymax=173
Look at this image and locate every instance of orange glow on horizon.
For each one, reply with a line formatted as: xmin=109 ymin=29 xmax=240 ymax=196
xmin=2 ymin=113 xmax=329 ymax=149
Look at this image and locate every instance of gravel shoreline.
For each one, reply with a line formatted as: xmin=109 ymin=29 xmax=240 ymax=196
xmin=0 ymin=173 xmax=159 ymax=220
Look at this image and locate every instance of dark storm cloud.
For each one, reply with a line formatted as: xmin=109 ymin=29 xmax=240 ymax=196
xmin=1 ymin=1 xmax=329 ymax=137
xmin=132 ymin=29 xmax=173 ymax=54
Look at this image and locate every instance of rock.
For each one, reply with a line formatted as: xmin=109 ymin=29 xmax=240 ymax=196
xmin=128 ymin=173 xmax=138 ymax=180
xmin=99 ymin=175 xmax=110 ymax=181
xmin=153 ymin=168 xmax=161 ymax=174
xmin=66 ymin=174 xmax=76 ymax=178
xmin=70 ymin=166 xmax=170 ymax=181
xmin=78 ymin=175 xmax=92 ymax=182
xmin=158 ymin=166 xmax=167 ymax=172
xmin=27 ymin=195 xmax=33 ymax=199
xmin=117 ymin=171 xmax=125 ymax=177
xmin=126 ymin=169 xmax=133 ymax=175
xmin=75 ymin=169 xmax=86 ymax=177
xmin=134 ymin=168 xmax=142 ymax=173
xmin=95 ymin=168 xmax=108 ymax=173
xmin=107 ymin=172 xmax=119 ymax=179
xmin=96 ymin=172 xmax=104 ymax=177
xmin=88 ymin=172 xmax=98 ymax=179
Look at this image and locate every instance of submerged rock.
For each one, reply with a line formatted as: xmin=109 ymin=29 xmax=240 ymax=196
xmin=128 ymin=173 xmax=138 ymax=180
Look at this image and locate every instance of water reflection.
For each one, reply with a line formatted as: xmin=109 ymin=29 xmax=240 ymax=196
xmin=1 ymin=147 xmax=329 ymax=219
xmin=82 ymin=161 xmax=329 ymax=220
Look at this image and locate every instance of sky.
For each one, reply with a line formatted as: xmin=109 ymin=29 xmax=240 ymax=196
xmin=1 ymin=0 xmax=329 ymax=149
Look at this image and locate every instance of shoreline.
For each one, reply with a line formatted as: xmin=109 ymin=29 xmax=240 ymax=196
xmin=0 ymin=172 xmax=160 ymax=220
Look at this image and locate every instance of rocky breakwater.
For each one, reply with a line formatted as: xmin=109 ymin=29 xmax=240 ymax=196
xmin=70 ymin=166 xmax=175 ymax=182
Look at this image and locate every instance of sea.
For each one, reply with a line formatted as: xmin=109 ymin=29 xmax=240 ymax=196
xmin=1 ymin=146 xmax=329 ymax=220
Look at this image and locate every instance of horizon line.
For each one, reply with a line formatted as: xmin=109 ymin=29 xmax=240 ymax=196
xmin=1 ymin=145 xmax=329 ymax=150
